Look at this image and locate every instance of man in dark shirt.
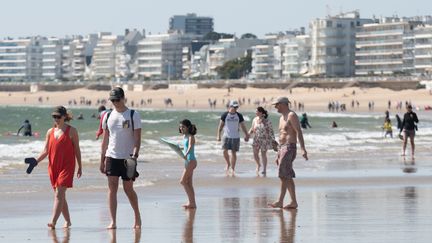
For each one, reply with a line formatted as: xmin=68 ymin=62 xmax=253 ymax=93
xmin=399 ymin=105 xmax=419 ymax=157
xmin=17 ymin=120 xmax=32 ymax=136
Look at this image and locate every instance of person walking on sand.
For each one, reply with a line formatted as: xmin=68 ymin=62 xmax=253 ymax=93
xmin=179 ymin=119 xmax=198 ymax=209
xmin=35 ymin=106 xmax=82 ymax=229
xmin=399 ymin=104 xmax=419 ymax=157
xmin=96 ymin=105 xmax=110 ymax=140
xmin=216 ymin=100 xmax=249 ymax=175
xmin=268 ymin=97 xmax=308 ymax=210
xmin=248 ymin=107 xmax=277 ymax=175
xmin=100 ymin=87 xmax=142 ymax=229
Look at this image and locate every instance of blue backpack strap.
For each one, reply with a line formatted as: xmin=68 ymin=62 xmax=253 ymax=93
xmin=130 ymin=109 xmax=135 ymax=131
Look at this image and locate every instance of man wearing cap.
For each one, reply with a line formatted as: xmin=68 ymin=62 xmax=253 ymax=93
xmin=100 ymin=87 xmax=142 ymax=229
xmin=217 ymin=100 xmax=249 ymax=174
xmin=269 ymin=97 xmax=308 ymax=209
xmin=399 ymin=104 xmax=419 ymax=157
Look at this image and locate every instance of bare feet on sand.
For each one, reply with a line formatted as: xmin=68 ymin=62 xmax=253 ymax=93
xmin=106 ymin=223 xmax=117 ymax=229
xmin=283 ymin=203 xmax=298 ymax=210
xmin=47 ymin=223 xmax=55 ymax=229
xmin=63 ymin=222 xmax=71 ymax=228
xmin=182 ymin=204 xmax=197 ymax=209
xmin=134 ymin=217 xmax=142 ymax=229
xmin=268 ymin=202 xmax=283 ymax=208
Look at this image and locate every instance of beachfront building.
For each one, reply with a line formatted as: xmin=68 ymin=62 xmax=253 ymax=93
xmin=355 ymin=17 xmax=423 ymax=76
xmin=413 ymin=25 xmax=432 ymax=76
xmin=169 ymin=13 xmax=214 ymax=36
xmin=206 ymin=38 xmax=261 ymax=77
xmin=281 ymin=35 xmax=311 ymax=78
xmin=69 ymin=34 xmax=98 ymax=81
xmin=41 ymin=38 xmax=63 ymax=80
xmin=0 ymin=37 xmax=44 ymax=82
xmin=250 ymin=35 xmax=283 ymax=79
xmin=310 ymin=11 xmax=373 ymax=77
xmin=89 ymin=33 xmax=124 ymax=80
xmin=136 ymin=33 xmax=194 ymax=80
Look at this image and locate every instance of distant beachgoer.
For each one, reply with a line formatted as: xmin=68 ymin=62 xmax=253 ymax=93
xmin=331 ymin=121 xmax=338 ymax=128
xmin=77 ymin=113 xmax=84 ymax=120
xmin=399 ymin=105 xmax=419 ymax=157
xmin=96 ymin=105 xmax=109 ymax=140
xmin=179 ymin=119 xmax=198 ymax=209
xmin=395 ymin=114 xmax=402 ymax=130
xmin=35 ymin=106 xmax=82 ymax=229
xmin=17 ymin=119 xmax=32 ymax=136
xmin=100 ymin=87 xmax=142 ymax=229
xmin=216 ymin=100 xmax=249 ymax=175
xmin=268 ymin=97 xmax=308 ymax=210
xmin=248 ymin=107 xmax=277 ymax=175
xmin=382 ymin=118 xmax=393 ymax=138
xmin=300 ymin=113 xmax=312 ymax=129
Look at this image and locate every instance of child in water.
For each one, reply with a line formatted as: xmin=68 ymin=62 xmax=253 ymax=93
xmin=382 ymin=118 xmax=393 ymax=138
xmin=179 ymin=119 xmax=197 ymax=209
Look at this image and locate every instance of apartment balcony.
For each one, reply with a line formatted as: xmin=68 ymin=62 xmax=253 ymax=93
xmin=415 ymin=44 xmax=432 ymax=49
xmin=356 ymin=41 xmax=403 ymax=48
xmin=356 ymin=30 xmax=404 ymax=38
xmin=415 ymin=54 xmax=432 ymax=59
xmin=356 ymin=51 xmax=403 ymax=56
xmin=0 ymin=66 xmax=26 ymax=70
xmin=355 ymin=59 xmax=403 ymax=65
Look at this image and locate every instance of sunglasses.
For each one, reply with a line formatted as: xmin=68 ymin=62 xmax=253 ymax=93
xmin=52 ymin=115 xmax=62 ymax=119
xmin=111 ymin=99 xmax=120 ymax=103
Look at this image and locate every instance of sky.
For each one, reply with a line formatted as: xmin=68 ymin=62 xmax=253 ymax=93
xmin=1 ymin=0 xmax=431 ymax=38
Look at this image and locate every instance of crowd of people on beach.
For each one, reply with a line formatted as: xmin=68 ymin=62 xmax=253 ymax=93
xmin=23 ymin=85 xmax=422 ymax=231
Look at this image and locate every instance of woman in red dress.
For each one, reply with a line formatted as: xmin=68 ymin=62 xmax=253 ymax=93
xmin=36 ymin=106 xmax=82 ymax=229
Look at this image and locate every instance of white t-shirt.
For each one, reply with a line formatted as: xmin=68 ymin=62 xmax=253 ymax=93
xmin=102 ymin=108 xmax=141 ymax=159
xmin=221 ymin=111 xmax=244 ymax=138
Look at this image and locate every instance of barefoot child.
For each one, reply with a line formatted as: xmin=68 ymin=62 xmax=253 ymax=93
xmin=179 ymin=119 xmax=198 ymax=209
xmin=35 ymin=106 xmax=82 ymax=229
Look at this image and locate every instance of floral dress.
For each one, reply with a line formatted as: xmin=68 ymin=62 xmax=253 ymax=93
xmin=252 ymin=118 xmax=275 ymax=150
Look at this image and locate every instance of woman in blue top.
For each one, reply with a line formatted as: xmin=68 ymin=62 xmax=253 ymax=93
xmin=179 ymin=119 xmax=197 ymax=209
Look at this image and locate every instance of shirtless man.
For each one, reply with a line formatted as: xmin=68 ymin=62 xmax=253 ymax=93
xmin=269 ymin=97 xmax=308 ymax=209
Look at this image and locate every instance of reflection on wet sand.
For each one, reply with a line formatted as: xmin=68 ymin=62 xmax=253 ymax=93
xmin=109 ymin=228 xmax=141 ymax=243
xmin=277 ymin=209 xmax=297 ymax=243
xmin=49 ymin=229 xmax=70 ymax=243
xmin=220 ymin=197 xmax=241 ymax=240
xmin=182 ymin=209 xmax=196 ymax=243
xmin=402 ymin=157 xmax=417 ymax=173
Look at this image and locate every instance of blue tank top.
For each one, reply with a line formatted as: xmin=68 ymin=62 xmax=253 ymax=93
xmin=183 ymin=136 xmax=196 ymax=161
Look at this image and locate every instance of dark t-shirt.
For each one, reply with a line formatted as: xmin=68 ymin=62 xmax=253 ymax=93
xmin=400 ymin=111 xmax=419 ymax=131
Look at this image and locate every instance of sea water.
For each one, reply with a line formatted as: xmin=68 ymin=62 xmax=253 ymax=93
xmin=0 ymin=106 xmax=431 ymax=193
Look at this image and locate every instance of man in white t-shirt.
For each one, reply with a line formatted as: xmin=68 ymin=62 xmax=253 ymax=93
xmin=100 ymin=87 xmax=142 ymax=229
xmin=217 ymin=100 xmax=249 ymax=174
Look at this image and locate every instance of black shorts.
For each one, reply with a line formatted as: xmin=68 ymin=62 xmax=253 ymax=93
xmin=105 ymin=157 xmax=139 ymax=181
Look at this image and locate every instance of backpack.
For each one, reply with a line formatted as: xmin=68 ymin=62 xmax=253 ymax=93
xmin=105 ymin=109 xmax=135 ymax=132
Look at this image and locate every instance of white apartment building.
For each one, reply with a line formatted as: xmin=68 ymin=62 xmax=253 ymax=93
xmin=136 ymin=33 xmax=193 ymax=80
xmin=413 ymin=25 xmax=432 ymax=75
xmin=0 ymin=38 xmax=43 ymax=81
xmin=207 ymin=38 xmax=261 ymax=77
xmin=90 ymin=34 xmax=123 ymax=79
xmin=355 ymin=18 xmax=423 ymax=75
xmin=250 ymin=34 xmax=283 ymax=79
xmin=310 ymin=11 xmax=373 ymax=77
xmin=42 ymin=38 xmax=63 ymax=80
xmin=281 ymin=35 xmax=311 ymax=78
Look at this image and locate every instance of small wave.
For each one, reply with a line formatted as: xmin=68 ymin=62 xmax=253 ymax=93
xmin=141 ymin=119 xmax=174 ymax=124
xmin=309 ymin=112 xmax=381 ymax=119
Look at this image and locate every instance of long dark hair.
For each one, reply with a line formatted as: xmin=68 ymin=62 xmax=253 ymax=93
xmin=179 ymin=119 xmax=197 ymax=135
xmin=257 ymin=106 xmax=268 ymax=119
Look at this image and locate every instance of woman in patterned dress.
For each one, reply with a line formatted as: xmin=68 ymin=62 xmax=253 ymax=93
xmin=249 ymin=107 xmax=276 ymax=174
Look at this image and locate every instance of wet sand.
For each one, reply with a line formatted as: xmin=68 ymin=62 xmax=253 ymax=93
xmin=1 ymin=173 xmax=432 ymax=243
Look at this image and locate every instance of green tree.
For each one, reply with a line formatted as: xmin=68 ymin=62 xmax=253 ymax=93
xmin=216 ymin=52 xmax=252 ymax=79
xmin=203 ymin=31 xmax=234 ymax=41
xmin=241 ymin=33 xmax=257 ymax=39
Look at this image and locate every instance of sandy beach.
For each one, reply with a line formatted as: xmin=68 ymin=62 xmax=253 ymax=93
xmin=1 ymin=86 xmax=431 ymax=112
xmin=1 ymin=86 xmax=432 ymax=242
